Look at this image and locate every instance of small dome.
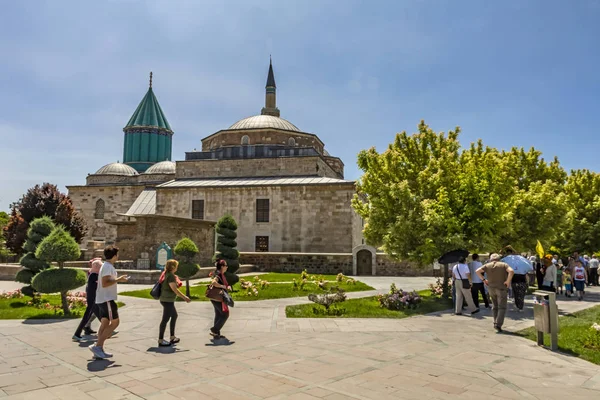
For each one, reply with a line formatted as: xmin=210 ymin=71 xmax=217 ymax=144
xmin=94 ymin=163 xmax=139 ymax=176
xmin=144 ymin=161 xmax=176 ymax=174
xmin=229 ymin=115 xmax=300 ymax=132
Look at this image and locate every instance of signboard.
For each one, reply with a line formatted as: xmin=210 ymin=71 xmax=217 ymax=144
xmin=155 ymin=242 xmax=172 ymax=270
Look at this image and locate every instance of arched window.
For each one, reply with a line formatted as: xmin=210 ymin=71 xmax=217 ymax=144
xmin=94 ymin=199 xmax=105 ymax=219
xmin=241 ymin=135 xmax=250 ymax=145
xmin=288 ymin=137 xmax=296 ymax=146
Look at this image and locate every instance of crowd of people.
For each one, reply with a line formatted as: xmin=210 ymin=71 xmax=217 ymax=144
xmin=451 ymin=247 xmax=598 ymax=333
xmin=72 ymin=246 xmax=232 ymax=360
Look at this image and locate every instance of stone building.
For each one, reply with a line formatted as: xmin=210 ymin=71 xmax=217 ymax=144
xmin=67 ymin=60 xmax=365 ymax=267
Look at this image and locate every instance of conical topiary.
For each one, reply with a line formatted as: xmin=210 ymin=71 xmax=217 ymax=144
xmin=173 ymin=237 xmax=200 ymax=297
xmin=213 ymin=214 xmax=240 ymax=285
xmin=16 ymin=216 xmax=55 ymax=298
xmin=33 ymin=226 xmax=84 ymax=315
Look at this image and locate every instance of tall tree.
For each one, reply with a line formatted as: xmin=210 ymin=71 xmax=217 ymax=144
xmin=213 ymin=214 xmax=240 ymax=285
xmin=0 ymin=211 xmax=13 ymax=262
xmin=3 ymin=183 xmax=87 ymax=254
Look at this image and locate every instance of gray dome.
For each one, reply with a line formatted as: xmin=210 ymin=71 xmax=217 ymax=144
xmin=144 ymin=161 xmax=176 ymax=174
xmin=94 ymin=163 xmax=138 ymax=176
xmin=229 ymin=115 xmax=300 ymax=132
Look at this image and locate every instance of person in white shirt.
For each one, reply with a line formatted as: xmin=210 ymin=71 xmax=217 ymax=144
xmin=468 ymin=254 xmax=489 ymax=309
xmin=89 ymin=246 xmax=129 ymax=360
xmin=588 ymin=256 xmax=599 ymax=286
xmin=452 ymin=257 xmax=480 ymax=316
xmin=541 ymin=255 xmax=556 ymax=291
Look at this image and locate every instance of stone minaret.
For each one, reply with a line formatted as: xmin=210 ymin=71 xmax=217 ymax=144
xmin=122 ymin=72 xmax=173 ymax=173
xmin=261 ymin=57 xmax=280 ymax=117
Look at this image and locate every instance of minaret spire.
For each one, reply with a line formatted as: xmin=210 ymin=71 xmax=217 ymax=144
xmin=149 ymin=71 xmax=153 ymax=89
xmin=261 ymin=57 xmax=280 ymax=117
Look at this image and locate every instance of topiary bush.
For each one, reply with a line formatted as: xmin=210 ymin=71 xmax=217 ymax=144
xmin=213 ymin=214 xmax=240 ymax=285
xmin=17 ymin=216 xmax=55 ymax=298
xmin=34 ymin=226 xmax=82 ymax=314
xmin=173 ymin=237 xmax=200 ymax=297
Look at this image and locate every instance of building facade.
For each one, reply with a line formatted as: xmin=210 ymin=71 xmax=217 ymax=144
xmin=67 ymin=61 xmax=364 ymax=265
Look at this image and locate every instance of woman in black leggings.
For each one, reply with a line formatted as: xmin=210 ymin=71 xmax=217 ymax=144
xmin=158 ymin=259 xmax=190 ymax=347
xmin=210 ymin=260 xmax=232 ymax=339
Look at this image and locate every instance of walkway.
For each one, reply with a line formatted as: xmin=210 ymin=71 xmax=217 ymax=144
xmin=0 ymin=278 xmax=599 ymax=399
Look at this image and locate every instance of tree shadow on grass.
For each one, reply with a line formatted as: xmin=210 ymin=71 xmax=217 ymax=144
xmin=87 ymin=359 xmax=119 ymax=372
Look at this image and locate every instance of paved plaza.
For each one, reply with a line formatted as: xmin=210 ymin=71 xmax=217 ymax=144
xmin=0 ymin=277 xmax=599 ymax=399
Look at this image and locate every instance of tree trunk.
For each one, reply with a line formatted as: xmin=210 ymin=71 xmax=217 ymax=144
xmin=61 ymin=291 xmax=69 ymax=315
xmin=186 ymin=279 xmax=190 ymax=297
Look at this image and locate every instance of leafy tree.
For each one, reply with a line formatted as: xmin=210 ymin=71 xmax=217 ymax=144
xmin=213 ymin=214 xmax=240 ymax=285
xmin=0 ymin=211 xmax=14 ymax=262
xmin=554 ymin=169 xmax=600 ymax=254
xmin=15 ymin=216 xmax=55 ymax=298
xmin=32 ymin=226 xmax=85 ymax=315
xmin=173 ymin=237 xmax=200 ymax=297
xmin=3 ymin=183 xmax=87 ymax=254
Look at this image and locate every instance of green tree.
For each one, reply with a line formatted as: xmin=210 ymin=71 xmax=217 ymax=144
xmin=554 ymin=169 xmax=600 ymax=254
xmin=173 ymin=237 xmax=200 ymax=297
xmin=0 ymin=211 xmax=14 ymax=262
xmin=3 ymin=183 xmax=87 ymax=255
xmin=32 ymin=226 xmax=86 ymax=315
xmin=15 ymin=216 xmax=55 ymax=298
xmin=213 ymin=214 xmax=240 ymax=285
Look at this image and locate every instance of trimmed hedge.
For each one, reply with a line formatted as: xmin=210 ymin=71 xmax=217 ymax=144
xmin=214 ymin=214 xmax=240 ymax=285
xmin=31 ymin=267 xmax=87 ymax=294
xmin=35 ymin=226 xmax=80 ymax=264
xmin=15 ymin=269 xmax=35 ymax=284
xmin=177 ymin=262 xmax=200 ymax=280
xmin=173 ymin=237 xmax=199 ymax=260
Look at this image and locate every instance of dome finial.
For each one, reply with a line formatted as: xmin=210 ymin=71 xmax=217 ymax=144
xmin=149 ymin=71 xmax=153 ymax=89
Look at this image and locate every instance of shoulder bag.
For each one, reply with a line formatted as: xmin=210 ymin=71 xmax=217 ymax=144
xmin=205 ymin=283 xmax=223 ymax=302
xmin=221 ymin=290 xmax=234 ymax=307
xmin=150 ymin=280 xmax=162 ymax=300
xmin=456 ymin=267 xmax=471 ymax=289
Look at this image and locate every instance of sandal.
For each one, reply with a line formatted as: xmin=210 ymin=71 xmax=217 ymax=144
xmin=170 ymin=337 xmax=180 ymax=344
xmin=158 ymin=339 xmax=172 ymax=347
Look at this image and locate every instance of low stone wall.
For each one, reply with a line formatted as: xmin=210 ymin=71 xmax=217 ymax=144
xmin=239 ymin=252 xmax=432 ymax=276
xmin=0 ymin=264 xmax=256 ymax=284
xmin=240 ymin=252 xmax=353 ymax=275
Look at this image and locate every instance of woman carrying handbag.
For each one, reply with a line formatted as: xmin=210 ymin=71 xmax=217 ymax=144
xmin=206 ymin=260 xmax=232 ymax=339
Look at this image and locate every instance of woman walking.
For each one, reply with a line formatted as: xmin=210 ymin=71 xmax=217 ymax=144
xmin=73 ymin=258 xmax=102 ymax=341
xmin=209 ymin=260 xmax=232 ymax=339
xmin=573 ymin=260 xmax=588 ymax=301
xmin=158 ymin=259 xmax=191 ymax=347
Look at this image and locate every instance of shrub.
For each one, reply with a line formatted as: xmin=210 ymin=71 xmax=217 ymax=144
xmin=17 ymin=216 xmax=55 ymax=298
xmin=429 ymin=278 xmax=444 ymax=298
xmin=173 ymin=237 xmax=200 ymax=296
xmin=34 ymin=226 xmax=82 ymax=314
xmin=213 ymin=214 xmax=240 ymax=285
xmin=308 ymin=287 xmax=346 ymax=310
xmin=377 ymin=284 xmax=422 ymax=310
xmin=582 ymin=324 xmax=600 ymax=350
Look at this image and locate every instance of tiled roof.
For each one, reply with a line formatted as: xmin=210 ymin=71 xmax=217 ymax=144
xmin=158 ymin=176 xmax=353 ymax=188
xmin=125 ymin=189 xmax=156 ymax=215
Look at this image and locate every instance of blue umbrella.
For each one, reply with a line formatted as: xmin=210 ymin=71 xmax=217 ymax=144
xmin=501 ymin=255 xmax=534 ymax=274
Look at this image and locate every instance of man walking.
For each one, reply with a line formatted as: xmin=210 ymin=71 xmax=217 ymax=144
xmin=589 ymin=255 xmax=599 ymax=286
xmin=469 ymin=254 xmax=489 ymax=309
xmin=89 ymin=246 xmax=128 ymax=359
xmin=477 ymin=253 xmax=514 ymax=333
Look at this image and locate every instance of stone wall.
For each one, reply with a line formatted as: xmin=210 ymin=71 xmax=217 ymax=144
xmin=112 ymin=214 xmax=215 ymax=267
xmin=67 ymin=184 xmax=145 ymax=244
xmin=156 ymin=183 xmax=358 ymax=253
xmin=239 ymin=252 xmax=433 ymax=276
xmin=323 ymin=156 xmax=345 ymax=179
xmin=201 ymin=129 xmax=325 ymax=154
xmin=174 ymin=157 xmax=339 ymax=180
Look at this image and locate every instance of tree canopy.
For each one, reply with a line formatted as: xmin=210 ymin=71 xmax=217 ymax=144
xmin=352 ymin=120 xmax=572 ymax=264
xmin=3 ymin=183 xmax=87 ymax=254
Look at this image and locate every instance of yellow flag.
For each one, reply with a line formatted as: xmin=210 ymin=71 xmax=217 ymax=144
xmin=536 ymin=240 xmax=544 ymax=259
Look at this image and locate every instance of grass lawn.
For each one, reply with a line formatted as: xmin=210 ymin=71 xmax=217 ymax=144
xmin=286 ymin=290 xmax=453 ymax=318
xmin=0 ymin=295 xmax=125 ymax=320
xmin=516 ymin=305 xmax=600 ymax=365
xmin=121 ymin=279 xmax=374 ymax=302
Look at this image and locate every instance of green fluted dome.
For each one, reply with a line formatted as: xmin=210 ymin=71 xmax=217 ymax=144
xmin=125 ymin=88 xmax=172 ymax=131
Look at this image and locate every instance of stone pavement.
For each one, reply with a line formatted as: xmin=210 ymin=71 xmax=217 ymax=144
xmin=0 ymin=278 xmax=599 ymax=399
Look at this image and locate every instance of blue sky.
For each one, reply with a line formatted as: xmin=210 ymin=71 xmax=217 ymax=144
xmin=1 ymin=0 xmax=600 ymax=212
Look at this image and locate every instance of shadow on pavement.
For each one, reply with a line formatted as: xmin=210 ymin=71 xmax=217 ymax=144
xmin=22 ymin=318 xmax=72 ymax=325
xmin=146 ymin=346 xmax=189 ymax=354
xmin=87 ymin=359 xmax=118 ymax=372
xmin=205 ymin=338 xmax=235 ymax=346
